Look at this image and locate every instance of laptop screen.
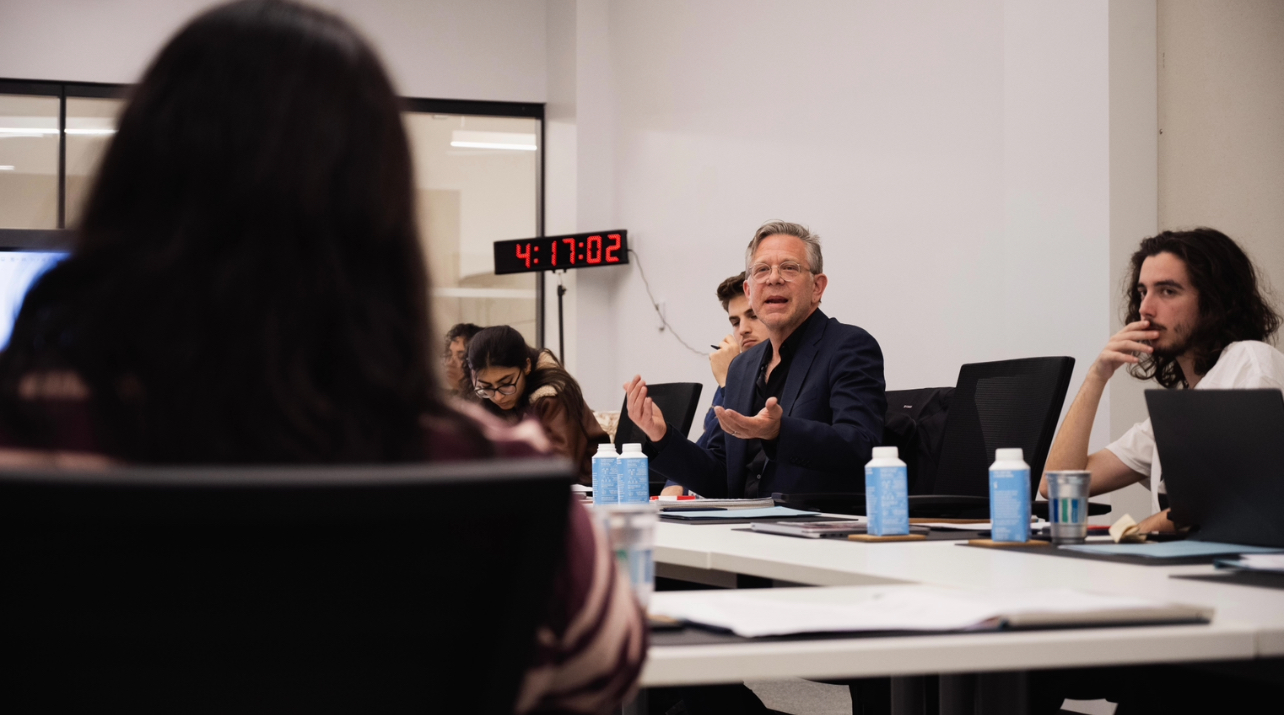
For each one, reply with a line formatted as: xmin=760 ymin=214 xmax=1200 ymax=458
xmin=0 ymin=250 xmax=67 ymax=350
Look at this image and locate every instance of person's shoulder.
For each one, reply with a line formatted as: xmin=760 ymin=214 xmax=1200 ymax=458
xmin=819 ymin=314 xmax=881 ymax=351
xmin=1219 ymin=340 xmax=1284 ymax=381
xmin=427 ymin=400 xmax=552 ymax=460
xmin=1222 ymin=340 xmax=1284 ymax=366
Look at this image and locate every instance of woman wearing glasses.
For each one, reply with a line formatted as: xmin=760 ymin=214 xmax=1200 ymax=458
xmin=467 ymin=326 xmax=609 ymax=484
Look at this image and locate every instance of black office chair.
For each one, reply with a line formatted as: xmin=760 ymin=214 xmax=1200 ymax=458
xmin=914 ymin=356 xmax=1075 ymax=516
xmin=774 ymin=357 xmax=1083 ymax=518
xmin=614 ymin=381 xmax=703 ymax=495
xmin=0 ymin=459 xmax=575 ymax=713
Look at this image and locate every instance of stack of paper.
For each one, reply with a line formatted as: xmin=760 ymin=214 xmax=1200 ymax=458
xmin=1216 ymin=553 xmax=1284 ymax=572
xmin=654 ymin=497 xmax=777 ymax=510
xmin=662 ymin=506 xmax=820 ymax=520
xmin=648 ymin=585 xmax=1209 ymax=637
xmin=1061 ymin=541 xmax=1284 ymax=559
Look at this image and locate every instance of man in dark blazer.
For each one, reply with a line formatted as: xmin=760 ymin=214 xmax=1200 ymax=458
xmin=624 ymin=221 xmax=886 ymax=499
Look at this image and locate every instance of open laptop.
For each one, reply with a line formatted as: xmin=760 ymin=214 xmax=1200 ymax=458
xmin=1146 ymin=389 xmax=1284 ymax=548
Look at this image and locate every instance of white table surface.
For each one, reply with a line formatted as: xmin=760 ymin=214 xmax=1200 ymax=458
xmin=642 ymin=520 xmax=1284 ymax=687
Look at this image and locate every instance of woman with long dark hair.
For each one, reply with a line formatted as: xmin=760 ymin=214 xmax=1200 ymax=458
xmin=467 ymin=326 xmax=609 ymax=484
xmin=0 ymin=1 xmax=642 ymax=710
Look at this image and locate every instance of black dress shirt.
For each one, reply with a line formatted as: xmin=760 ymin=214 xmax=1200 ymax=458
xmin=741 ymin=309 xmax=817 ymax=496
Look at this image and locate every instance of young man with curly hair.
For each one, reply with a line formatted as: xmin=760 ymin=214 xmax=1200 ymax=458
xmin=1041 ymin=227 xmax=1284 ymax=533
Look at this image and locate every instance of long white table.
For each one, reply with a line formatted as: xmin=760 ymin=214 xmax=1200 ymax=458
xmin=643 ymin=521 xmax=1284 ymax=693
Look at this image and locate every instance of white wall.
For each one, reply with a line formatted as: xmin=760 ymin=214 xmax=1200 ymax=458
xmin=548 ymin=0 xmax=1119 ymax=457
xmin=1157 ymin=0 xmax=1284 ymax=301
xmin=0 ymin=0 xmax=547 ymax=102
xmin=1108 ymin=0 xmax=1159 ymax=521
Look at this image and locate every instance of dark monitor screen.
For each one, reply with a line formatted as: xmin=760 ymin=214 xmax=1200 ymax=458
xmin=0 ymin=250 xmax=66 ymax=349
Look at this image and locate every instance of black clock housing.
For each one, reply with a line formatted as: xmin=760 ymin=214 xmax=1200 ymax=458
xmin=493 ymin=230 xmax=629 ymax=275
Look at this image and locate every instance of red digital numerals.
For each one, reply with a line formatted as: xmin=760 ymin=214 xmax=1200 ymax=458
xmin=605 ymin=233 xmax=622 ymax=263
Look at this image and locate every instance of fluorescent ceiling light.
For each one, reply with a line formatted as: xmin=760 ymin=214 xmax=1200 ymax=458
xmin=0 ymin=127 xmax=59 ymax=136
xmin=449 ymin=130 xmax=536 ymax=151
xmin=0 ymin=165 xmax=14 ymax=171
xmin=0 ymin=128 xmax=117 ymax=136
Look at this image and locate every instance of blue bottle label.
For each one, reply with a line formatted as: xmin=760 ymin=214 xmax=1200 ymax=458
xmin=864 ymin=465 xmax=909 ymax=536
xmin=592 ymin=456 xmax=618 ymax=504
xmin=620 ymin=456 xmax=650 ymax=504
xmin=989 ymin=467 xmax=1031 ymax=542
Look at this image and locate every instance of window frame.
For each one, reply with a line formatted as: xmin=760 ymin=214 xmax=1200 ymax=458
xmin=0 ymin=80 xmax=547 ymax=347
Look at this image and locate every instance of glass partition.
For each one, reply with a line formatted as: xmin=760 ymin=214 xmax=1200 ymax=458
xmin=65 ymin=96 xmax=124 ymax=227
xmin=403 ymin=113 xmax=540 ymax=348
xmin=0 ymin=93 xmax=60 ymax=229
xmin=0 ymin=83 xmax=544 ymax=353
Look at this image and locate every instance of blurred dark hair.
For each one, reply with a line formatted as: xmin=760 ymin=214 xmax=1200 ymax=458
xmin=1125 ymin=228 xmax=1281 ymax=387
xmin=715 ymin=272 xmax=747 ymax=312
xmin=0 ymin=0 xmax=483 ymax=461
xmin=445 ymin=323 xmax=485 ymax=348
xmin=466 ymin=326 xmax=589 ymax=421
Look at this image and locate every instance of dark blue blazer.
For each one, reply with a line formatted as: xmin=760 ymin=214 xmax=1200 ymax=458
xmin=650 ymin=309 xmax=886 ymax=498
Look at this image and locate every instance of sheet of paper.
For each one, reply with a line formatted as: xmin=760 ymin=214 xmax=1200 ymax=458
xmin=1061 ymin=541 xmax=1284 ymax=558
xmin=655 ymin=497 xmax=777 ymax=510
xmin=1219 ymin=553 xmax=1284 ymax=572
xmin=666 ymin=506 xmax=819 ymax=519
xmin=912 ymin=519 xmax=1048 ymax=531
xmin=648 ymin=585 xmax=1168 ymax=638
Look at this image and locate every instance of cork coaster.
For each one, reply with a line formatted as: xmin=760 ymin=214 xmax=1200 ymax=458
xmin=848 ymin=533 xmax=928 ymax=543
xmin=967 ymin=539 xmax=1051 ymax=547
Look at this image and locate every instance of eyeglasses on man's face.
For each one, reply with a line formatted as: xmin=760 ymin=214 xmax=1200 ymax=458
xmin=748 ymin=261 xmax=811 ymax=284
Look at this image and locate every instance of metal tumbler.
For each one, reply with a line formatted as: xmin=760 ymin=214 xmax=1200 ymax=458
xmin=591 ymin=502 xmax=658 ymax=608
xmin=1046 ymin=470 xmax=1092 ymax=543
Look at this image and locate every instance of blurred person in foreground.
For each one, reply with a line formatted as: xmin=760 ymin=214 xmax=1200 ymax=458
xmin=443 ymin=322 xmax=484 ymax=396
xmin=467 ymin=326 xmax=609 ymax=485
xmin=0 ymin=1 xmax=643 ymax=712
xmin=659 ymin=271 xmax=769 ymax=496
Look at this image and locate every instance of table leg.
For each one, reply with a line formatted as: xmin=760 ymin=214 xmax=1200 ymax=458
xmin=939 ymin=674 xmax=975 ymax=715
xmin=976 ymin=671 xmax=1027 ymax=715
xmin=620 ymin=688 xmax=647 ymax=715
xmin=890 ymin=675 xmax=926 ymax=715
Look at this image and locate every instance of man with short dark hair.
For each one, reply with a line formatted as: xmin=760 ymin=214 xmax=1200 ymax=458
xmin=1042 ymin=227 xmax=1284 ymax=533
xmin=625 ymin=220 xmax=886 ymax=499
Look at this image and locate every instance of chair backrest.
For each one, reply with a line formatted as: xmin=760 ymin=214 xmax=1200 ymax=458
xmin=614 ymin=382 xmax=704 ymax=449
xmin=0 ymin=459 xmax=574 ymax=713
xmin=883 ymin=386 xmax=955 ymax=495
xmin=930 ymin=356 xmax=1075 ymax=497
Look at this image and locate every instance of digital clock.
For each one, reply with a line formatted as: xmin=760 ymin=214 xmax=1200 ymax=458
xmin=493 ymin=230 xmax=629 ymax=275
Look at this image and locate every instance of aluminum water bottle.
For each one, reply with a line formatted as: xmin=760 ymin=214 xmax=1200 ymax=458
xmin=989 ymin=448 xmax=1031 ymax=542
xmin=617 ymin=443 xmax=650 ymax=504
xmin=865 ymin=446 xmax=910 ymax=536
xmin=591 ymin=443 xmax=619 ymax=505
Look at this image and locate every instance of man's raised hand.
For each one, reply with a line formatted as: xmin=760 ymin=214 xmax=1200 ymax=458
xmin=623 ymin=375 xmax=668 ymax=442
xmin=1090 ymin=320 xmax=1159 ymax=383
xmin=714 ymin=396 xmax=783 ymax=441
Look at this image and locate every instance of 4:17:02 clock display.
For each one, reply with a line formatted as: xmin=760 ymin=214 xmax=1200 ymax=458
xmin=493 ymin=230 xmax=629 ymax=275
